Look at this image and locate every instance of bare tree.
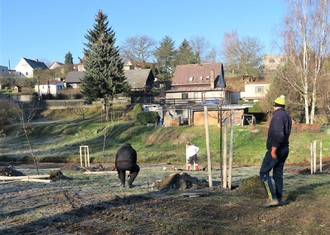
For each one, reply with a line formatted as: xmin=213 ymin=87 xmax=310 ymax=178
xmin=120 ymin=35 xmax=157 ymax=67
xmin=278 ymin=0 xmax=330 ymax=124
xmin=189 ymin=36 xmax=218 ymax=63
xmin=102 ymin=124 xmax=114 ymax=154
xmin=220 ymin=31 xmax=264 ymax=78
xmin=14 ymin=98 xmax=40 ymax=174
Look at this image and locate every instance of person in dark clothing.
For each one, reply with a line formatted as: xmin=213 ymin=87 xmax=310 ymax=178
xmin=115 ymin=143 xmax=140 ymax=188
xmin=259 ymin=95 xmax=292 ymax=207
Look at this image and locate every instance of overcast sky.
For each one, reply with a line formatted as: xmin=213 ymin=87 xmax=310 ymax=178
xmin=0 ymin=0 xmax=287 ymax=68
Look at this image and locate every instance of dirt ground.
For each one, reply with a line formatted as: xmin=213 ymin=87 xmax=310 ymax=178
xmin=0 ymin=162 xmax=329 ymax=235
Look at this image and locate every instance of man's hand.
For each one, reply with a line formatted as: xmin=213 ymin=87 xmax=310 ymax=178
xmin=271 ymin=146 xmax=277 ymax=159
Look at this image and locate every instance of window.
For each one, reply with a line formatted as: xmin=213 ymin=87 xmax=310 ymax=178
xmin=205 ymin=76 xmax=210 ymax=80
xmin=188 ymin=76 xmax=194 ymax=82
xmin=182 ymin=93 xmax=188 ymax=99
xmin=255 ymin=86 xmax=264 ymax=93
xmin=198 ymin=76 xmax=203 ymax=81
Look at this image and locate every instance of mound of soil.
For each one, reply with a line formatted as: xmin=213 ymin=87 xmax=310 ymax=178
xmin=49 ymin=170 xmax=73 ymax=181
xmin=0 ymin=166 xmax=25 ymax=176
xmin=60 ymin=163 xmax=115 ymax=172
xmin=239 ymin=175 xmax=265 ymax=196
xmin=153 ymin=172 xmax=208 ymax=191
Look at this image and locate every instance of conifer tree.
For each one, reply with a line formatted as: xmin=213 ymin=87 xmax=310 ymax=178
xmin=174 ymin=39 xmax=199 ymax=66
xmin=154 ymin=36 xmax=176 ymax=81
xmin=64 ymin=52 xmax=74 ymax=73
xmin=80 ymin=10 xmax=129 ymax=121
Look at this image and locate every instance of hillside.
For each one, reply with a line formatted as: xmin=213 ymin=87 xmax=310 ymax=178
xmin=1 ymin=107 xmax=329 ymax=167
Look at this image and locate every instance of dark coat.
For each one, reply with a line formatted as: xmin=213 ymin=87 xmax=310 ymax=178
xmin=115 ymin=144 xmax=137 ymax=166
xmin=266 ymin=108 xmax=292 ymax=149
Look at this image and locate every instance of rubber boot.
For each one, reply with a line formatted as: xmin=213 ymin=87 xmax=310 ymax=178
xmin=194 ymin=164 xmax=199 ymax=171
xmin=187 ymin=164 xmax=191 ymax=171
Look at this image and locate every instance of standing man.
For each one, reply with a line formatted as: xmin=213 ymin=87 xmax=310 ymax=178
xmin=186 ymin=143 xmax=199 ymax=171
xmin=115 ymin=143 xmax=140 ymax=188
xmin=260 ymin=95 xmax=292 ymax=207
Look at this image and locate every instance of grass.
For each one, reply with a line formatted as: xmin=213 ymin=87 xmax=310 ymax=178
xmin=1 ymin=107 xmax=329 ymax=166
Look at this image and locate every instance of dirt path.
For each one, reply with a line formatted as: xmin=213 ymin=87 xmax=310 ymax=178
xmin=1 ymin=163 xmax=329 ymax=234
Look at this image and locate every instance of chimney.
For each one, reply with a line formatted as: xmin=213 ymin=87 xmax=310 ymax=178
xmin=210 ymin=69 xmax=215 ymax=89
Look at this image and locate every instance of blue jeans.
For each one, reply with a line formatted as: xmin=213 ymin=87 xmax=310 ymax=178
xmin=259 ymin=146 xmax=289 ymax=200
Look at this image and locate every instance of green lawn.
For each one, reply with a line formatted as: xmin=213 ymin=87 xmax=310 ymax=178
xmin=1 ymin=108 xmax=329 ymax=166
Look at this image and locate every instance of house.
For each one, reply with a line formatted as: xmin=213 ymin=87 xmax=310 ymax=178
xmin=12 ymin=86 xmax=22 ymax=93
xmin=65 ymin=71 xmax=84 ymax=88
xmin=65 ymin=69 xmax=154 ymax=101
xmin=49 ymin=61 xmax=64 ymax=70
xmin=240 ymin=82 xmax=270 ymax=102
xmin=124 ymin=69 xmax=155 ymax=103
xmin=0 ymin=65 xmax=9 ymax=77
xmin=165 ymin=63 xmax=230 ymax=105
xmin=163 ymin=63 xmax=254 ymax=126
xmin=262 ymin=54 xmax=287 ymax=77
xmin=15 ymin=58 xmax=48 ymax=78
xmin=34 ymin=79 xmax=64 ymax=97
xmin=124 ymin=69 xmax=154 ymax=92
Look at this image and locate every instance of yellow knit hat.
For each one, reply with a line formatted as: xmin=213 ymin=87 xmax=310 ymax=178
xmin=274 ymin=95 xmax=285 ymax=106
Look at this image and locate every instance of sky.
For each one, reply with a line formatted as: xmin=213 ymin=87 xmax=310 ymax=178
xmin=0 ymin=0 xmax=287 ymax=69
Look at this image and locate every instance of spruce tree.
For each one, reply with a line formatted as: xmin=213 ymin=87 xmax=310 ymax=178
xmin=154 ymin=36 xmax=176 ymax=81
xmin=64 ymin=52 xmax=74 ymax=73
xmin=80 ymin=10 xmax=128 ymax=122
xmin=175 ymin=39 xmax=199 ymax=66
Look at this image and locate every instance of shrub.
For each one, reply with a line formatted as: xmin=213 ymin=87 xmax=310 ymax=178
xmin=136 ymin=111 xmax=160 ymax=125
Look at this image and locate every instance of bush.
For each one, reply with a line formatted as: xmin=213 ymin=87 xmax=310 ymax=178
xmin=136 ymin=111 xmax=160 ymax=125
xmin=0 ymin=99 xmax=17 ymax=128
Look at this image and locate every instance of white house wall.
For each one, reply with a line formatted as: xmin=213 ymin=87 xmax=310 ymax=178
xmin=242 ymin=83 xmax=270 ymax=100
xmin=15 ymin=58 xmax=34 ymax=78
xmin=34 ymin=82 xmax=64 ymax=96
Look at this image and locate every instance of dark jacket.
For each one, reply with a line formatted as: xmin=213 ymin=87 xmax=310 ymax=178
xmin=115 ymin=144 xmax=137 ymax=165
xmin=266 ymin=108 xmax=292 ymax=149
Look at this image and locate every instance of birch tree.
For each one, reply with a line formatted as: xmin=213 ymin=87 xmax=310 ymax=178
xmin=278 ymin=0 xmax=330 ymax=124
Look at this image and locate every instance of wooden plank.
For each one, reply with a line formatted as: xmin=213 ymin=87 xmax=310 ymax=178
xmin=20 ymin=178 xmax=51 ymax=183
xmin=83 ymin=171 xmax=117 ymax=174
xmin=0 ymin=175 xmax=50 ymax=181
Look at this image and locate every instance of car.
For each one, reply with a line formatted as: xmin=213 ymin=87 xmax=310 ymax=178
xmin=201 ymin=99 xmax=221 ymax=105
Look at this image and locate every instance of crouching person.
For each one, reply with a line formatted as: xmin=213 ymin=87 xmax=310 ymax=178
xmin=115 ymin=143 xmax=140 ymax=188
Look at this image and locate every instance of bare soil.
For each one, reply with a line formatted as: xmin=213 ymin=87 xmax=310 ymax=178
xmin=1 ymin=162 xmax=329 ymax=235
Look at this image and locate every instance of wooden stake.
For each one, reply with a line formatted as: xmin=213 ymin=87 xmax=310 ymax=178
xmin=320 ymin=141 xmax=323 ymax=173
xmin=222 ymin=118 xmax=227 ymax=189
xmin=228 ymin=110 xmax=234 ymax=189
xmin=313 ymin=140 xmax=317 ymax=173
xmin=204 ymin=106 xmax=213 ymax=188
xmin=310 ymin=141 xmax=313 ymax=174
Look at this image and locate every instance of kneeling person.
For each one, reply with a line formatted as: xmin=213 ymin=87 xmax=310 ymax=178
xmin=115 ymin=143 xmax=140 ymax=188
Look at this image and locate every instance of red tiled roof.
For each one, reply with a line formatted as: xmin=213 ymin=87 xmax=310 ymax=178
xmin=172 ymin=63 xmax=222 ymax=85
